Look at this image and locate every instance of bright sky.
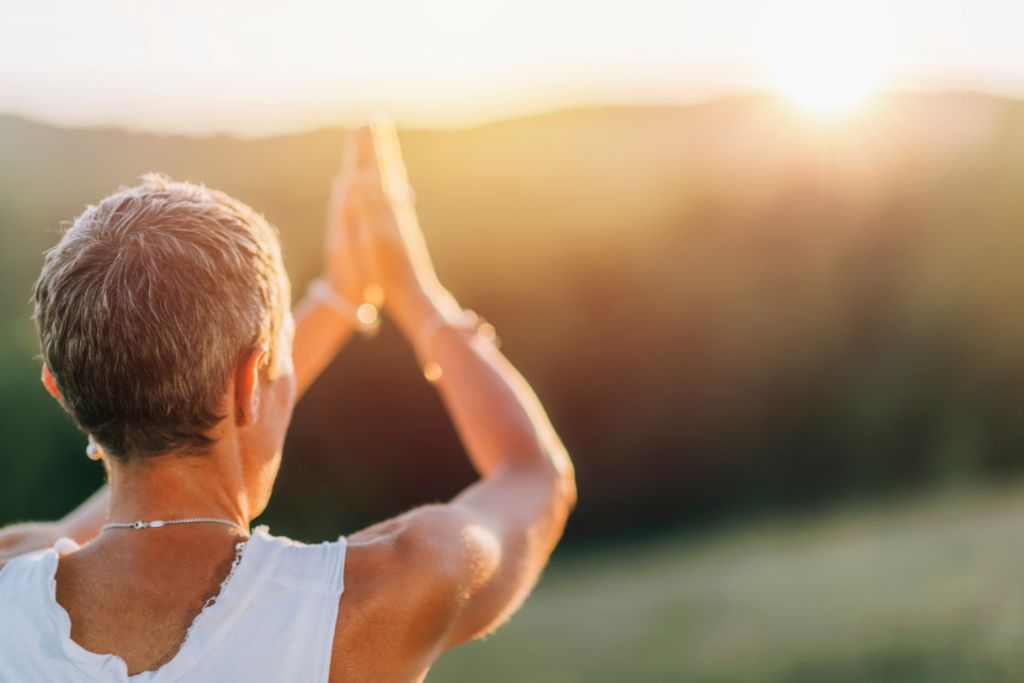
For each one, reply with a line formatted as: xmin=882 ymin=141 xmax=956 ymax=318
xmin=3 ymin=0 xmax=1024 ymax=135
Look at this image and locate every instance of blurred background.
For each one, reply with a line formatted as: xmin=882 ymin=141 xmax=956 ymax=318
xmin=3 ymin=1 xmax=1024 ymax=681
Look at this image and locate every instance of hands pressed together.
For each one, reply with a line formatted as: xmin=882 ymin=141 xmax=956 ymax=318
xmin=321 ymin=119 xmax=448 ymax=337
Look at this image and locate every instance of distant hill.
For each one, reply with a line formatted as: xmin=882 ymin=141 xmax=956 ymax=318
xmin=3 ymin=93 xmax=1024 ymax=540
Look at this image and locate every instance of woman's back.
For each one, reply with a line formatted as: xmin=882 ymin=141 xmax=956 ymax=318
xmin=0 ymin=526 xmax=347 ymax=682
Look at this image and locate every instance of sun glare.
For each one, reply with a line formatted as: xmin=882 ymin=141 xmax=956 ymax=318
xmin=768 ymin=4 xmax=886 ymax=115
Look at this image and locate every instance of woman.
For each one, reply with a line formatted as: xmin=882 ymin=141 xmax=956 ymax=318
xmin=0 ymin=121 xmax=576 ymax=682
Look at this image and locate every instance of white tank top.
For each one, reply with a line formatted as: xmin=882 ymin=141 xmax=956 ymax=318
xmin=0 ymin=525 xmax=348 ymax=682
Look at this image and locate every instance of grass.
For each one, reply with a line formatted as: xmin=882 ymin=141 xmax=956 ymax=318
xmin=427 ymin=483 xmax=1024 ymax=682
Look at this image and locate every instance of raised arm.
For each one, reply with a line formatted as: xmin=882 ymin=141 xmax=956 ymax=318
xmin=345 ymin=121 xmax=577 ymax=655
xmin=390 ymin=282 xmax=578 ymax=648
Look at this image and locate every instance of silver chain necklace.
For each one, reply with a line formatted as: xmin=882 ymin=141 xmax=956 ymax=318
xmin=103 ymin=517 xmax=247 ymax=533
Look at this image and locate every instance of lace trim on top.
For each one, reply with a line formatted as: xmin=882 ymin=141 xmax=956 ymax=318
xmin=181 ymin=538 xmax=249 ymax=647
xmin=41 ymin=527 xmax=272 ymax=681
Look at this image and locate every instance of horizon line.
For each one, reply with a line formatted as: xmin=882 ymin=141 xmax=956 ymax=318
xmin=3 ymin=86 xmax=1021 ymax=141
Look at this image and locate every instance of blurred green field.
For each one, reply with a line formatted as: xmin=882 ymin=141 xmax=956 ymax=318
xmin=429 ymin=484 xmax=1024 ymax=683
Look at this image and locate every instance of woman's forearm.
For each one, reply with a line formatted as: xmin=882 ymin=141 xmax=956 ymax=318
xmin=390 ymin=283 xmax=574 ymax=486
xmin=291 ymin=292 xmax=360 ymax=397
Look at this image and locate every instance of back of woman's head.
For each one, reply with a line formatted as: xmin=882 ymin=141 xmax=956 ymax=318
xmin=33 ymin=174 xmax=291 ymax=460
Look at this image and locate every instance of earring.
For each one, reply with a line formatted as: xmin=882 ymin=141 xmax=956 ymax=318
xmin=85 ymin=435 xmax=103 ymax=461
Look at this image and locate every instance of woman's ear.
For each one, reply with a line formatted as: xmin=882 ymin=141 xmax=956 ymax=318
xmin=234 ymin=346 xmax=268 ymax=426
xmin=41 ymin=365 xmax=63 ymax=404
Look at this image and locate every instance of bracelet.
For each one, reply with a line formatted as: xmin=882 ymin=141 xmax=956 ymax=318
xmin=306 ymin=278 xmax=380 ymax=336
xmin=416 ymin=308 xmax=500 ymax=382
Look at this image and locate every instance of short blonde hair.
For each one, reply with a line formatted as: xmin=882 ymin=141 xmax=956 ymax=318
xmin=33 ymin=174 xmax=291 ymax=459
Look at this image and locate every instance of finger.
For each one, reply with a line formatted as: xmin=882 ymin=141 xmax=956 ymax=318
xmin=351 ymin=203 xmax=383 ymax=306
xmin=370 ymin=117 xmax=410 ymax=200
xmin=352 ymin=126 xmax=389 ymax=206
xmin=328 ymin=177 xmax=367 ymax=301
xmin=344 ymin=192 xmax=386 ymax=310
xmin=328 ymin=174 xmax=350 ymax=232
xmin=353 ymin=124 xmax=378 ymax=172
xmin=383 ymin=120 xmax=410 ymax=187
xmin=340 ymin=129 xmax=359 ymax=174
xmin=328 ymin=173 xmax=355 ymax=234
xmin=339 ymin=183 xmax=372 ymax=300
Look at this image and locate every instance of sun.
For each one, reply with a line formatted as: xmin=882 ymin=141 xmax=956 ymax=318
xmin=767 ymin=3 xmax=886 ymax=115
xmin=775 ymin=48 xmax=881 ymax=114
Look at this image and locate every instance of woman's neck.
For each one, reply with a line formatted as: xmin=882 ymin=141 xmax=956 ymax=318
xmin=103 ymin=448 xmax=252 ymax=535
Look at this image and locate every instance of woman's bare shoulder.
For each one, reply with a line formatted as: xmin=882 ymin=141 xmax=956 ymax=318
xmin=329 ymin=505 xmax=463 ymax=682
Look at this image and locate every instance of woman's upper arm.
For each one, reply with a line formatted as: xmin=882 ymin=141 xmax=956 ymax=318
xmin=334 ymin=457 xmax=574 ymax=675
xmin=401 ymin=458 xmax=576 ymax=651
